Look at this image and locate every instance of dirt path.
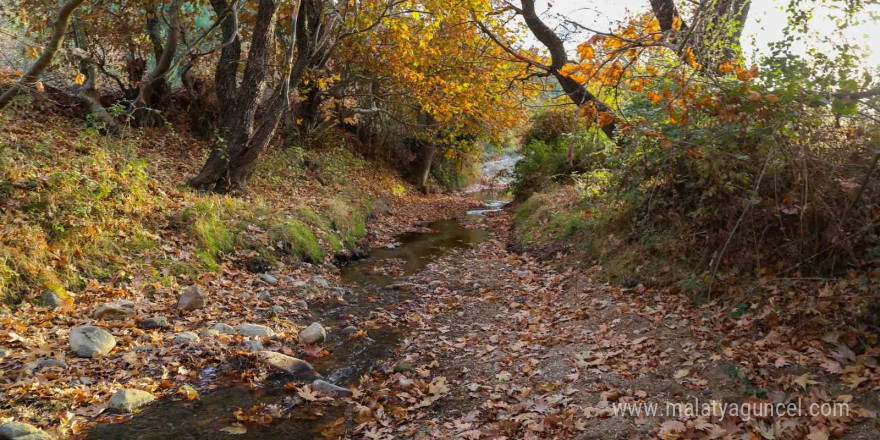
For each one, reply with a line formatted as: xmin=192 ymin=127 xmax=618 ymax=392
xmin=336 ymin=210 xmax=879 ymax=440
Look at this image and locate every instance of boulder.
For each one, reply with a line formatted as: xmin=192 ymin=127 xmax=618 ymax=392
xmin=108 ymin=389 xmax=155 ymax=413
xmin=174 ymin=332 xmax=200 ymax=344
xmin=298 ymin=322 xmax=326 ymax=345
xmin=0 ymin=421 xmax=52 ymax=440
xmin=177 ymin=285 xmax=207 ymax=311
xmin=92 ymin=300 xmax=136 ymax=320
xmin=138 ymin=316 xmax=171 ymax=330
xmin=258 ymin=351 xmax=318 ymax=379
xmin=311 ymin=379 xmax=353 ymax=397
xmin=69 ymin=325 xmax=116 ymax=358
xmin=235 ymin=323 xmax=275 ymax=337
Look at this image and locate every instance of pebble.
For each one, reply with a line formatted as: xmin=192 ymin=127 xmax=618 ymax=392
xmin=137 ymin=316 xmax=170 ymax=330
xmin=236 ymin=323 xmax=275 ymax=337
xmin=341 ymin=325 xmax=359 ymax=336
xmin=394 ymin=361 xmax=415 ymax=373
xmin=241 ymin=340 xmax=264 ymax=352
xmin=108 ymin=389 xmax=155 ymax=413
xmin=212 ymin=323 xmax=235 ymax=334
xmin=178 ymin=285 xmax=207 ymax=311
xmin=69 ymin=325 xmax=116 ymax=358
xmin=259 ymin=273 xmax=279 ymax=284
xmin=201 ymin=329 xmax=220 ymax=337
xmin=311 ymin=379 xmax=353 ymax=397
xmin=310 ymin=276 xmax=329 ymax=287
xmin=174 ymin=332 xmax=200 ymax=344
xmin=258 ymin=351 xmax=318 ymax=379
xmin=24 ymin=359 xmax=68 ymax=373
xmin=257 ymin=290 xmax=272 ymax=301
xmin=92 ymin=300 xmax=136 ymax=320
xmin=298 ymin=322 xmax=326 ymax=345
xmin=269 ymin=305 xmax=285 ymax=315
xmin=294 ymin=300 xmax=309 ymax=310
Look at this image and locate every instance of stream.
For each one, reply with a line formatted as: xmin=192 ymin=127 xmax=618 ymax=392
xmin=85 ymin=217 xmax=492 ymax=440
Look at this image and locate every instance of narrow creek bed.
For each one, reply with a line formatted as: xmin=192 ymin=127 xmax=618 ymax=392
xmin=84 ymin=217 xmax=491 ymax=440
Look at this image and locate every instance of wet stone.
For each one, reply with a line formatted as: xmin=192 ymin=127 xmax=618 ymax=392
xmin=258 ymin=351 xmax=318 ymax=379
xmin=311 ymin=379 xmax=353 ymax=397
xmin=299 ymin=322 xmax=326 ymax=345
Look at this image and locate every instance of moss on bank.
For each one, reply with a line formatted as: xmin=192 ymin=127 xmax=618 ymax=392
xmin=0 ymin=110 xmax=396 ymax=304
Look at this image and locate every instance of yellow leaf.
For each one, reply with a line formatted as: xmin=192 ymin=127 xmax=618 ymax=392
xmin=35 ymin=81 xmax=44 ymax=93
xmin=74 ymin=73 xmax=86 ymax=85
xmin=26 ymin=46 xmax=40 ymax=59
xmin=577 ymin=43 xmax=595 ymax=61
xmin=718 ymin=60 xmax=734 ymax=74
xmin=597 ymin=112 xmax=614 ymax=127
xmin=646 ymin=91 xmax=662 ymax=104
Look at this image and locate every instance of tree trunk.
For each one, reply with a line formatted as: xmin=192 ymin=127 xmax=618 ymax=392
xmin=519 ymin=0 xmax=617 ymax=141
xmin=72 ymin=17 xmax=120 ymax=135
xmin=129 ymin=0 xmax=181 ymax=126
xmin=189 ymin=0 xmax=299 ymax=193
xmin=418 ymin=143 xmax=435 ymax=192
xmin=0 ymin=0 xmax=86 ymax=109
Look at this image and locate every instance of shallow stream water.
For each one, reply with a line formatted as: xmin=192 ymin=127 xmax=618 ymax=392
xmin=85 ymin=218 xmax=490 ymax=440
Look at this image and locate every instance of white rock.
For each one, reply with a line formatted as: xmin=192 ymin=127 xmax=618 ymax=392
xmin=174 ymin=331 xmax=200 ymax=344
xmin=69 ymin=325 xmax=116 ymax=358
xmin=212 ymin=323 xmax=235 ymax=334
xmin=108 ymin=389 xmax=155 ymax=413
xmin=235 ymin=323 xmax=275 ymax=337
xmin=298 ymin=322 xmax=326 ymax=345
xmin=311 ymin=379 xmax=353 ymax=397
xmin=92 ymin=300 xmax=136 ymax=320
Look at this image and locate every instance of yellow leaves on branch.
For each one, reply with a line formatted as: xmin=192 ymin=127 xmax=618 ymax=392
xmin=576 ymin=43 xmax=594 ymax=61
xmin=685 ymin=47 xmax=701 ymax=70
xmin=597 ymin=112 xmax=615 ymax=127
xmin=646 ymin=91 xmax=663 ymax=104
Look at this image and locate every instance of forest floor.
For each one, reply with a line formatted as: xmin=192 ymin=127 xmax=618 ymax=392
xmin=324 ymin=208 xmax=880 ymax=440
xmin=1 ymin=187 xmax=879 ymax=440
